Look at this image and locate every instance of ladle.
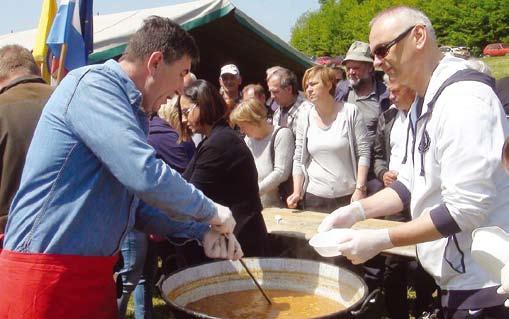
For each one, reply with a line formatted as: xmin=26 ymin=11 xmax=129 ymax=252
xmin=238 ymin=258 xmax=272 ymax=305
xmin=222 ymin=235 xmax=272 ymax=304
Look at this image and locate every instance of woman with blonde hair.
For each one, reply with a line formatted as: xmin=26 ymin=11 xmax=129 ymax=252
xmin=286 ymin=65 xmax=370 ymax=213
xmin=230 ymin=98 xmax=294 ymax=208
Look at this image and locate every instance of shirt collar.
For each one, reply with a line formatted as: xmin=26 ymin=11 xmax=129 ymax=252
xmin=0 ymin=75 xmax=46 ymax=95
xmin=104 ymin=59 xmax=142 ymax=106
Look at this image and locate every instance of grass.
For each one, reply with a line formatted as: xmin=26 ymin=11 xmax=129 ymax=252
xmin=126 ymin=294 xmax=175 ymax=319
xmin=482 ymin=55 xmax=509 ymax=79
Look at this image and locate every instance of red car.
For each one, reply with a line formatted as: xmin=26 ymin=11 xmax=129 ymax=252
xmin=483 ymin=43 xmax=509 ymax=57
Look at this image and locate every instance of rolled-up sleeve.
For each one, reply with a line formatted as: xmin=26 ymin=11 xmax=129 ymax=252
xmin=432 ymin=84 xmax=504 ymax=234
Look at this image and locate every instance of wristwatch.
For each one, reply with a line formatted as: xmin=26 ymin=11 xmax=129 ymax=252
xmin=355 ymin=185 xmax=367 ymax=193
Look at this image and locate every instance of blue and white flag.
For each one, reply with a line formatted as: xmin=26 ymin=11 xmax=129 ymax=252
xmin=47 ymin=0 xmax=93 ymax=72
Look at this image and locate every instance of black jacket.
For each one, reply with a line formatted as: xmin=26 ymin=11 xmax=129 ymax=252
xmin=372 ymin=107 xmax=399 ymax=181
xmin=183 ymin=121 xmax=267 ymax=256
xmin=496 ymin=76 xmax=509 ymax=115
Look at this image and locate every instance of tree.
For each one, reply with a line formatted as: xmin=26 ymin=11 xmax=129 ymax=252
xmin=290 ymin=0 xmax=509 ymax=57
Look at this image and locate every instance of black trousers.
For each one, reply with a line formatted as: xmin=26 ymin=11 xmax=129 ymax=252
xmin=302 ymin=192 xmax=351 ymax=213
xmin=363 ymin=256 xmax=438 ymax=319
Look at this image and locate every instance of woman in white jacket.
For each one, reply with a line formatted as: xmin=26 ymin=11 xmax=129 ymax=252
xmin=286 ymin=65 xmax=371 ymax=213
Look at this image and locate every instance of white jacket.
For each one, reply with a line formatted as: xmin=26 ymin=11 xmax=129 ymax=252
xmin=394 ymin=56 xmax=509 ymax=308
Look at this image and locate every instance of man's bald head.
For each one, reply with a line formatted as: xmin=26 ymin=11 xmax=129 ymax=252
xmin=369 ymin=6 xmax=442 ymax=96
xmin=370 ymin=6 xmax=436 ymax=42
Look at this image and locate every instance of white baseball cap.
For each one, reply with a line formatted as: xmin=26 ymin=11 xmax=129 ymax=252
xmin=220 ymin=64 xmax=240 ymax=76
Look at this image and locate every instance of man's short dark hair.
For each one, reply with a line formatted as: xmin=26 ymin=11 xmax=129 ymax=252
xmin=0 ymin=45 xmax=40 ymax=81
xmin=123 ymin=16 xmax=199 ymax=65
xmin=270 ymin=68 xmax=299 ymax=96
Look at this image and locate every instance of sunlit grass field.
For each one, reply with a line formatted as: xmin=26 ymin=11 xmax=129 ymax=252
xmin=483 ymin=55 xmax=509 ymax=80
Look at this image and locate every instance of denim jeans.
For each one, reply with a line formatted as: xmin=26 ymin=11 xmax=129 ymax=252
xmin=117 ymin=229 xmax=152 ymax=319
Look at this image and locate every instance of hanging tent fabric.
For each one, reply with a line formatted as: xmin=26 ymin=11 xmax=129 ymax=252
xmin=0 ymin=0 xmax=312 ymax=86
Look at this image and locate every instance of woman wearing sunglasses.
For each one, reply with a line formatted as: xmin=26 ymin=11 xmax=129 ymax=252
xmin=174 ymin=80 xmax=268 ymax=267
xmin=287 ymin=65 xmax=371 ymax=213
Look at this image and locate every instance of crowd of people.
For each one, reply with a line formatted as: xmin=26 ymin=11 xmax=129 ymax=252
xmin=1 ymin=5 xmax=509 ymax=319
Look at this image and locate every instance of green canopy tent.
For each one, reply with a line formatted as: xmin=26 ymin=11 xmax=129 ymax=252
xmin=0 ymin=0 xmax=313 ymax=88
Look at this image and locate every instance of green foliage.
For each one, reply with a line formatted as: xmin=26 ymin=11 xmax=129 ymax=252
xmin=290 ymin=0 xmax=509 ymax=57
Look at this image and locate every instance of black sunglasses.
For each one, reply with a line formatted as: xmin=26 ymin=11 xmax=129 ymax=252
xmin=372 ymin=25 xmax=415 ymax=59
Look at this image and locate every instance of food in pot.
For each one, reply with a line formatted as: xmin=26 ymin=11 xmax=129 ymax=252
xmin=185 ymin=289 xmax=346 ymax=318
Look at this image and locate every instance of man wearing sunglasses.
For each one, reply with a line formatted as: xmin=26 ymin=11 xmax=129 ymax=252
xmin=318 ymin=6 xmax=509 ymax=318
xmin=338 ymin=41 xmax=390 ymax=143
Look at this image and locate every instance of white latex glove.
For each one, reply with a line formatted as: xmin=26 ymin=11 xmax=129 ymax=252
xmin=318 ymin=201 xmax=366 ymax=233
xmin=208 ymin=203 xmax=236 ymax=234
xmin=336 ymin=228 xmax=393 ymax=265
xmin=203 ymin=230 xmax=243 ymax=260
xmin=497 ymin=263 xmax=509 ymax=307
xmin=224 ymin=233 xmax=244 ymax=261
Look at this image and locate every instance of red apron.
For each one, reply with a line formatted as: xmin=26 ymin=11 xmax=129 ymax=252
xmin=0 ymin=249 xmax=118 ymax=319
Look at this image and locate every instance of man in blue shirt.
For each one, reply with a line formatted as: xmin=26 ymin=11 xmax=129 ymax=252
xmin=0 ymin=16 xmax=241 ymax=319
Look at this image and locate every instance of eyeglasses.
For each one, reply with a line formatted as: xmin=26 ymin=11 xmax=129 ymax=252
xmin=372 ymin=25 xmax=415 ymax=59
xmin=182 ymin=103 xmax=198 ymax=117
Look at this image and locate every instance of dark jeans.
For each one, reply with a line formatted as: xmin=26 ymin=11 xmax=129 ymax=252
xmin=302 ymin=192 xmax=351 ymax=213
xmin=117 ymin=230 xmax=153 ymax=319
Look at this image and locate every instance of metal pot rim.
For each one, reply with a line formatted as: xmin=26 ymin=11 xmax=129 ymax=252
xmin=158 ymin=257 xmax=369 ymax=319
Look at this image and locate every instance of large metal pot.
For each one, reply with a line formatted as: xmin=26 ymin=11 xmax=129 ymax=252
xmin=159 ymin=257 xmax=372 ymax=318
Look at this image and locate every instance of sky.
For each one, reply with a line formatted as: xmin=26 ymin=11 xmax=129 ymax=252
xmin=0 ymin=0 xmax=320 ymax=43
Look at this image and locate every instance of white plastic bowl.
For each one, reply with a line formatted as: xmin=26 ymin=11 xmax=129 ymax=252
xmin=471 ymin=226 xmax=509 ymax=282
xmin=309 ymin=228 xmax=354 ymax=257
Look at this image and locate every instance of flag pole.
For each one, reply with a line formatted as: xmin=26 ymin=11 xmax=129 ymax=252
xmin=56 ymin=43 xmax=67 ymax=84
xmin=40 ymin=62 xmax=45 ymax=78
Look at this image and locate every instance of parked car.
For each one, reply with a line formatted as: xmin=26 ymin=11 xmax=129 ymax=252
xmin=451 ymin=46 xmax=471 ymax=59
xmin=439 ymin=45 xmax=453 ymax=55
xmin=314 ymin=56 xmax=343 ymax=67
xmin=483 ymin=43 xmax=509 ymax=57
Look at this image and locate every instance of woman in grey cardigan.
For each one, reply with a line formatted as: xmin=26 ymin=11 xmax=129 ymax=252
xmin=287 ymin=65 xmax=371 ymax=213
xmin=230 ymin=98 xmax=295 ymax=208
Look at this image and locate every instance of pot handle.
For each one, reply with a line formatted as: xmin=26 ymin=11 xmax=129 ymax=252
xmin=350 ymin=288 xmax=381 ymax=317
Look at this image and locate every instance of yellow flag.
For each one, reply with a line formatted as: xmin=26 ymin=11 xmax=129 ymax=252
xmin=33 ymin=0 xmax=57 ymax=82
